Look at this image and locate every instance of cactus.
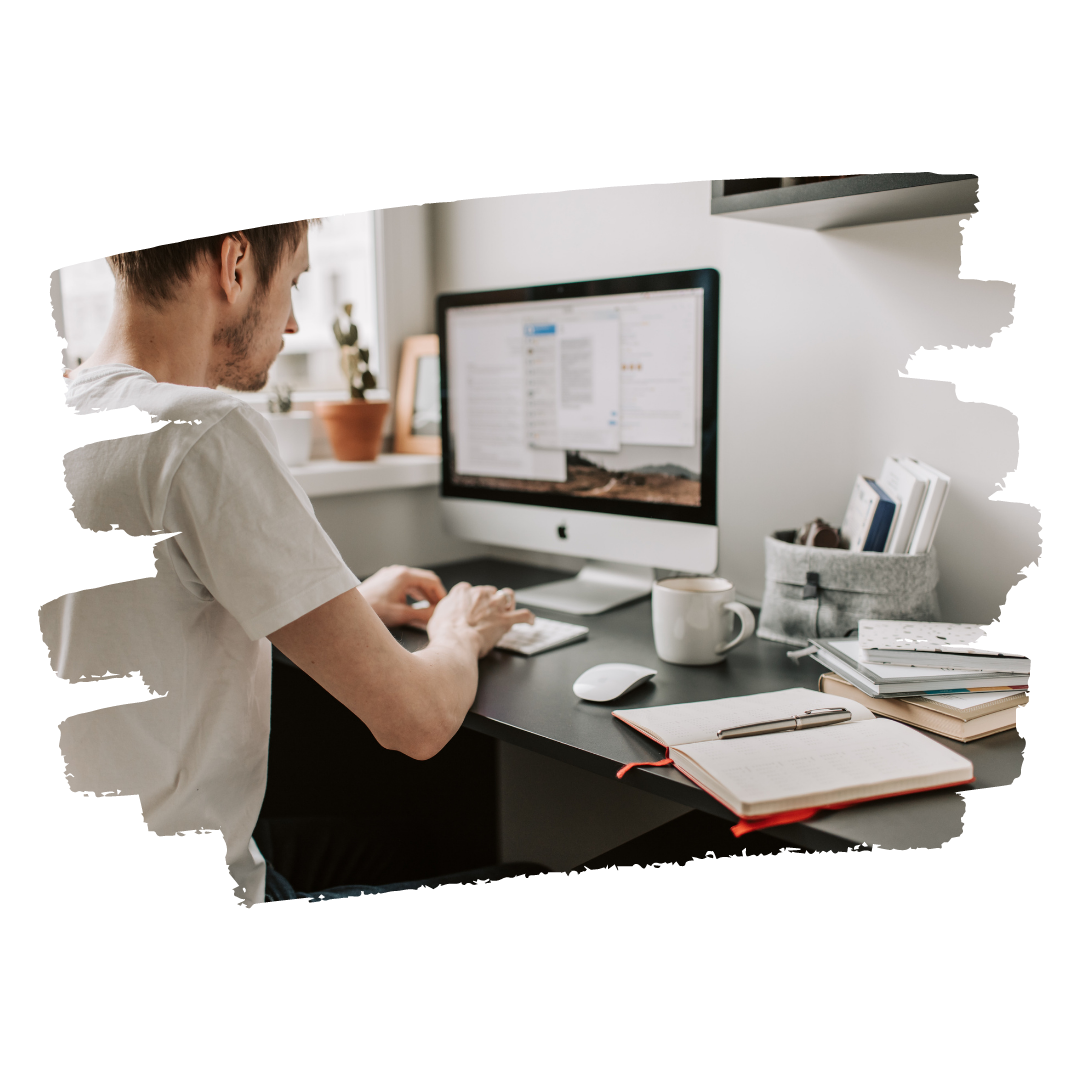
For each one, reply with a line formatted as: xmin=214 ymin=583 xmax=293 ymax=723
xmin=333 ymin=303 xmax=359 ymax=348
xmin=268 ymin=384 xmax=293 ymax=413
xmin=334 ymin=303 xmax=377 ymax=399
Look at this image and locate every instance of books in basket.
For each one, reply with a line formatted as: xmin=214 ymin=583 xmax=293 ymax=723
xmin=856 ymin=620 xmax=1029 ymax=675
xmin=809 ymin=637 xmax=1030 ymax=698
xmin=818 ymin=672 xmax=1025 ymax=743
xmin=612 ymin=687 xmax=973 ymax=822
xmin=840 ymin=476 xmax=896 ymax=552
xmin=839 ymin=459 xmax=950 ymax=555
xmin=875 ymin=457 xmax=927 ymax=554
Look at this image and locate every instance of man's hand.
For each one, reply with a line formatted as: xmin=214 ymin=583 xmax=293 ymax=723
xmin=358 ymin=564 xmax=447 ymax=628
xmin=268 ymin=576 xmax=534 ymax=761
xmin=426 ymin=581 xmax=535 ymax=657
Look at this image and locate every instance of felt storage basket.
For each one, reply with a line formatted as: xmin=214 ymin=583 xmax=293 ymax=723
xmin=756 ymin=532 xmax=941 ymax=647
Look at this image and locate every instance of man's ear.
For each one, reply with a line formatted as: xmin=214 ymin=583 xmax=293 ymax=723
xmin=219 ymin=234 xmax=251 ymax=305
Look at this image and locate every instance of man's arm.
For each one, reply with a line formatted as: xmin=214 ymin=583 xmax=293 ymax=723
xmin=268 ymin=580 xmax=533 ymax=760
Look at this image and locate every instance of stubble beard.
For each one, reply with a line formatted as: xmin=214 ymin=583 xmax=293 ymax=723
xmin=213 ymin=296 xmax=276 ymax=392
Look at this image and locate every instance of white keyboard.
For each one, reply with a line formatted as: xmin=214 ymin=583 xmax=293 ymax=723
xmin=496 ymin=617 xmax=589 ymax=656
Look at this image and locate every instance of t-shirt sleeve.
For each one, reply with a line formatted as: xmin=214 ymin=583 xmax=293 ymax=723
xmin=162 ymin=406 xmax=361 ymax=640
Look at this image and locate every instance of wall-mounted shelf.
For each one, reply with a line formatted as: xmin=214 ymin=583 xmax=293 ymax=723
xmin=290 ymin=454 xmax=441 ymax=498
xmin=710 ymin=173 xmax=978 ymax=230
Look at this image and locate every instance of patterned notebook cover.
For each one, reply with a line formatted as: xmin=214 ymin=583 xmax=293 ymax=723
xmin=858 ymin=620 xmax=1026 ymax=658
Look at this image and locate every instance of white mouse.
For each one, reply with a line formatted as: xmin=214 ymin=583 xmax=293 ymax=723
xmin=573 ymin=663 xmax=658 ymax=702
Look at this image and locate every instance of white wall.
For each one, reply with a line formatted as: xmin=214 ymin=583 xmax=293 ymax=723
xmin=308 ymin=487 xmax=482 ymax=578
xmin=433 ymin=182 xmax=1037 ymax=623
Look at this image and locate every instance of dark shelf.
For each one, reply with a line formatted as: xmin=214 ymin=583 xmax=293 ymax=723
xmin=710 ymin=172 xmax=978 ymax=230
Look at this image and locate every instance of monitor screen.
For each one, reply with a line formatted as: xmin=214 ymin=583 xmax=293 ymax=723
xmin=437 ymin=269 xmax=718 ymax=526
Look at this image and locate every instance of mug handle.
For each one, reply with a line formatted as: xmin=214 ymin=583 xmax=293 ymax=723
xmin=715 ymin=601 xmax=756 ymax=655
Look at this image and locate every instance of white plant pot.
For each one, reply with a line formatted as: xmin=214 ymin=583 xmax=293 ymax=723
xmin=266 ymin=413 xmax=312 ymax=467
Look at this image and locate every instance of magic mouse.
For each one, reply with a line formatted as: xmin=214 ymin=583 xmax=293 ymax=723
xmin=573 ymin=663 xmax=658 ymax=702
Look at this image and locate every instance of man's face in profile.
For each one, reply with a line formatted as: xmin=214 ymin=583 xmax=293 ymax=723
xmin=216 ymin=232 xmax=310 ymax=392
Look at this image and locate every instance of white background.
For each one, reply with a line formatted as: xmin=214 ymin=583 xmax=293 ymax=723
xmin=4 ymin=3 xmax=1075 ymax=1077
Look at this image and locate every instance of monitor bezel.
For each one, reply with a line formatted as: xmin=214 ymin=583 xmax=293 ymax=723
xmin=436 ymin=268 xmax=719 ymax=526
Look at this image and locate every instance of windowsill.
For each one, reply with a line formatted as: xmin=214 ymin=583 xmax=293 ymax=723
xmin=289 ymin=454 xmax=442 ymax=498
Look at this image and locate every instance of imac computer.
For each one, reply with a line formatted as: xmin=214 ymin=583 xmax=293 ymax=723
xmin=437 ymin=268 xmax=719 ymax=615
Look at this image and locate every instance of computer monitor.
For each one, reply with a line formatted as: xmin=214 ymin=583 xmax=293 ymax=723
xmin=437 ymin=268 xmax=719 ymax=614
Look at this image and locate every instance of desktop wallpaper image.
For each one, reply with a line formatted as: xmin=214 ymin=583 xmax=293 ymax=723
xmin=454 ymin=450 xmax=702 ymax=506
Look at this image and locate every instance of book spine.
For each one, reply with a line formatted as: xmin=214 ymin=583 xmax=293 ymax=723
xmin=907 ymin=467 xmax=949 ymax=554
xmin=886 ymin=476 xmax=926 ymax=554
xmin=841 ymin=477 xmax=878 ymax=552
xmin=864 ymin=480 xmax=897 ymax=553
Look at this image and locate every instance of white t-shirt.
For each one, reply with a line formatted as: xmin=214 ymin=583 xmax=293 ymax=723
xmin=42 ymin=365 xmax=360 ymax=904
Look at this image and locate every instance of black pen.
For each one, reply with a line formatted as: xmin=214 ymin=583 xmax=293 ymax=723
xmin=717 ymin=707 xmax=853 ymax=739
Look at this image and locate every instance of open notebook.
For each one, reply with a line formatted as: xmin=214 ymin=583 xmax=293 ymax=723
xmin=613 ymin=687 xmax=974 ymax=822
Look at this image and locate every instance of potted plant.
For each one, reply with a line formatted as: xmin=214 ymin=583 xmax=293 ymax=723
xmin=315 ymin=303 xmax=391 ymax=461
xmin=265 ymin=385 xmax=312 ymax=467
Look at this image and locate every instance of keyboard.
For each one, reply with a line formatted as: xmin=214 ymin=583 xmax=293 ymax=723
xmin=496 ymin=617 xmax=589 ymax=656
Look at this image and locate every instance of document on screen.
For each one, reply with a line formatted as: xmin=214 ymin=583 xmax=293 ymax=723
xmin=447 ymin=311 xmax=567 ymax=481
xmin=525 ymin=317 xmax=621 ymax=453
xmin=617 ymin=294 xmax=697 ymax=448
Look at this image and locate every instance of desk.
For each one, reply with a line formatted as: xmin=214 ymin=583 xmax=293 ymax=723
xmin=401 ymin=558 xmax=1025 ymax=854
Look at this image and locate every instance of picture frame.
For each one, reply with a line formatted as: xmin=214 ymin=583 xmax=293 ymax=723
xmin=393 ymin=333 xmax=442 ymax=455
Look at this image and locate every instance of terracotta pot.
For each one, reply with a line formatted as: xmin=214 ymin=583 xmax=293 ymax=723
xmin=315 ymin=399 xmax=390 ymax=461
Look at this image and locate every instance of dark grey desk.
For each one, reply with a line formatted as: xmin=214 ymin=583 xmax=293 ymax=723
xmin=403 ymin=558 xmax=1025 ymax=854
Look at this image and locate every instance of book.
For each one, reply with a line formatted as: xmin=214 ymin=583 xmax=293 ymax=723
xmin=876 ymin=457 xmax=928 ymax=554
xmin=917 ymin=686 xmax=1028 ymax=695
xmin=612 ymin=687 xmax=974 ymax=820
xmin=818 ymin=672 xmax=1023 ymax=743
xmin=840 ymin=476 xmax=896 ymax=552
xmin=901 ymin=459 xmax=950 ymax=554
xmin=856 ymin=619 xmax=1029 ymax=674
xmin=809 ymin=637 xmax=1030 ymax=697
xmin=910 ymin=689 xmax=1028 ymax=717
xmin=863 ymin=479 xmax=897 ymax=552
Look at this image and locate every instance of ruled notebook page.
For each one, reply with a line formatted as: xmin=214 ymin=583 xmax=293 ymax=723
xmin=613 ymin=687 xmax=875 ymax=748
xmin=673 ymin=716 xmax=973 ymax=817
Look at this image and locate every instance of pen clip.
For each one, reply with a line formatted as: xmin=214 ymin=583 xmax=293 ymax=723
xmin=794 ymin=707 xmax=852 ymax=729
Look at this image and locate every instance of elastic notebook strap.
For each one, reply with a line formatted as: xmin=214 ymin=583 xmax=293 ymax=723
xmin=616 ymin=757 xmax=673 ymax=779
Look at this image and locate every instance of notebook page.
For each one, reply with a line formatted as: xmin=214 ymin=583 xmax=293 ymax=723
xmin=613 ymin=687 xmax=874 ymax=748
xmin=674 ymin=717 xmax=973 ymax=817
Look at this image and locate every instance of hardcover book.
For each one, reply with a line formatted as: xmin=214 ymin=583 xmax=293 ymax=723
xmin=818 ymin=673 xmax=1023 ymax=743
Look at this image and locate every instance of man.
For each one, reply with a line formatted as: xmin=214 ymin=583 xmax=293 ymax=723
xmin=42 ymin=220 xmax=534 ymax=904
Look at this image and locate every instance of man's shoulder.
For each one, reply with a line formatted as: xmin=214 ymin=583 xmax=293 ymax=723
xmin=62 ymin=366 xmax=288 ymax=535
xmin=64 ymin=364 xmax=279 ymax=499
xmin=67 ymin=364 xmax=253 ymax=428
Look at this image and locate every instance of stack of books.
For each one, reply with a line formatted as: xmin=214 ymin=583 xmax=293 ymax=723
xmin=840 ymin=457 xmax=949 ymax=553
xmin=808 ymin=620 xmax=1029 ymax=742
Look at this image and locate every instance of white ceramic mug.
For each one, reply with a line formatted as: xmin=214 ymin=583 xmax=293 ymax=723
xmin=651 ymin=577 xmax=756 ymax=666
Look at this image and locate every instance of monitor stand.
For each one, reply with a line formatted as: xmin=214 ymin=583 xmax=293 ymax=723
xmin=512 ymin=561 xmax=655 ymax=616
